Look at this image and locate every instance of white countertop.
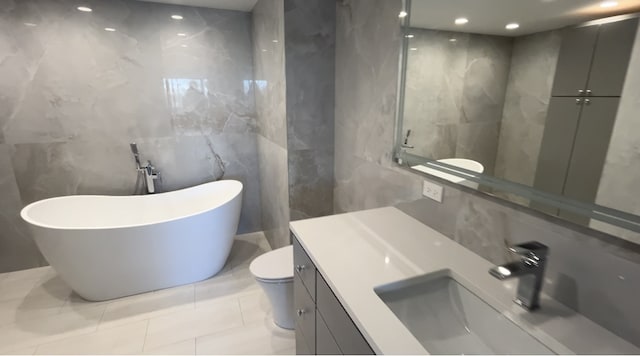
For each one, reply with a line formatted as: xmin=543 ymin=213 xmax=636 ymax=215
xmin=290 ymin=207 xmax=639 ymax=355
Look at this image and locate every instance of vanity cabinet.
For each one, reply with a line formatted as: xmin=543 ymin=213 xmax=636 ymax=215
xmin=293 ymin=235 xmax=375 ymax=355
xmin=551 ymin=18 xmax=638 ymax=97
xmin=534 ymin=97 xmax=621 ymax=222
xmin=534 ymin=17 xmax=637 ymax=221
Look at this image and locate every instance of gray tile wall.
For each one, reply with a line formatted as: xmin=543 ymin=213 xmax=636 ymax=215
xmin=252 ymin=0 xmax=290 ymax=249
xmin=284 ymin=0 xmax=336 ymax=221
xmin=494 ymin=31 xmax=562 ymax=189
xmin=403 ymin=28 xmax=512 ymax=175
xmin=0 ymin=0 xmax=262 ymax=272
xmin=335 ymin=0 xmax=640 ymax=347
xmin=334 ymin=0 xmax=423 ymax=214
xmin=593 ymin=22 xmax=640 ymax=244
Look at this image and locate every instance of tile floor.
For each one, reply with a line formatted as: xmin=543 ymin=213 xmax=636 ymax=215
xmin=0 ymin=232 xmax=295 ymax=355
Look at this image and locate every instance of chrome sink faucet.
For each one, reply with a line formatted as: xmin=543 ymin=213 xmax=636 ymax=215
xmin=489 ymin=241 xmax=549 ymax=311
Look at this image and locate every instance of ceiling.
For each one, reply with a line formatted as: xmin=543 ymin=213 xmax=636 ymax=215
xmin=410 ymin=0 xmax=640 ymax=36
xmin=135 ymin=0 xmax=258 ymax=12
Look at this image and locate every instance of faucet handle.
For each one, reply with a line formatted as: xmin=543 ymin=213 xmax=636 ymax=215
xmin=508 ymin=241 xmax=548 ymax=266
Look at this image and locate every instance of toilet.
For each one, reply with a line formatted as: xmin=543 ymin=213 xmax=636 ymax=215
xmin=249 ymin=245 xmax=294 ymax=329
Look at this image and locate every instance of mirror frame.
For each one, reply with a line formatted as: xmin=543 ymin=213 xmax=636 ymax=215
xmin=392 ymin=0 xmax=640 ymax=238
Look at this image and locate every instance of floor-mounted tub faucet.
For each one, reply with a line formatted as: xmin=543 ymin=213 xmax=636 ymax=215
xmin=130 ymin=143 xmax=160 ymax=194
xmin=489 ymin=241 xmax=549 ymax=311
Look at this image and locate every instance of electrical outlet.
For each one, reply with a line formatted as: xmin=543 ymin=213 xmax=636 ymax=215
xmin=422 ymin=180 xmax=443 ymax=203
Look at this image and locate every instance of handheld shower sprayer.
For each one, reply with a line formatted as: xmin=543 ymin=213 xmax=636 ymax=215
xmin=130 ymin=143 xmax=142 ymax=169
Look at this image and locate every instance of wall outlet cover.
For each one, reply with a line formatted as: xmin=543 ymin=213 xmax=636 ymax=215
xmin=422 ymin=180 xmax=444 ymax=203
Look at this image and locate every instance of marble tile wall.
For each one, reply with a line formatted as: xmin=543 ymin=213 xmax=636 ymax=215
xmin=403 ymin=28 xmax=512 ymax=175
xmin=494 ymin=31 xmax=562 ymax=188
xmin=0 ymin=0 xmax=261 ymax=272
xmin=252 ymin=0 xmax=290 ymax=249
xmin=335 ymin=0 xmax=640 ymax=347
xmin=593 ymin=21 xmax=640 ymax=245
xmin=284 ymin=0 xmax=336 ymax=221
xmin=334 ymin=0 xmax=422 ymax=215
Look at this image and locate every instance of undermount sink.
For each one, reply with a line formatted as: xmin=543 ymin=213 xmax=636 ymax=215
xmin=374 ymin=270 xmax=554 ymax=355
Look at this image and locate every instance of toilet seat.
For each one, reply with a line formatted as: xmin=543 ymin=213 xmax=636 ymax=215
xmin=249 ymin=245 xmax=293 ymax=282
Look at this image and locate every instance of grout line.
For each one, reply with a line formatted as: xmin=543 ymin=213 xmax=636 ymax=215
xmin=237 ymin=297 xmax=246 ymax=325
xmin=141 ymin=319 xmax=151 ymax=352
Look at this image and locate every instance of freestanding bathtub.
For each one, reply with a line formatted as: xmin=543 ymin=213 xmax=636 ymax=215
xmin=20 ymin=180 xmax=243 ymax=301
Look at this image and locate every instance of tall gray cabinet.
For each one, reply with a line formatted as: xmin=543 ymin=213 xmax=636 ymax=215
xmin=533 ymin=17 xmax=638 ymax=223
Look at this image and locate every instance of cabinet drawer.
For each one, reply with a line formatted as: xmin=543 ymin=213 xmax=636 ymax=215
xmin=294 ymin=272 xmax=315 ymax=354
xmin=293 ymin=236 xmax=316 ymax=301
xmin=317 ymin=312 xmax=342 ymax=355
xmin=295 ymin=324 xmax=311 ymax=355
xmin=316 ymin=272 xmax=374 ymax=355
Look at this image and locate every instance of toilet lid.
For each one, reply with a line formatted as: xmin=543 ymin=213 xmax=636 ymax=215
xmin=249 ymin=245 xmax=294 ymax=281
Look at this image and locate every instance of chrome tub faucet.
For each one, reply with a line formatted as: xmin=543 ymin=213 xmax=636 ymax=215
xmin=130 ymin=143 xmax=160 ymax=194
xmin=489 ymin=241 xmax=549 ymax=311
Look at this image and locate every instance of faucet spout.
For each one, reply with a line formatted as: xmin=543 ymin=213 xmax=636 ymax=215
xmin=489 ymin=241 xmax=548 ymax=311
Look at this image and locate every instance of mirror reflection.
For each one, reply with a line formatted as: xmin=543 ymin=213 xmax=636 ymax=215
xmin=398 ymin=0 xmax=640 ymax=242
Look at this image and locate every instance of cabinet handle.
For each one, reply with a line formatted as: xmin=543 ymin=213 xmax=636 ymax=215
xmin=297 ymin=309 xmax=305 ymax=317
xmin=578 ymin=89 xmax=584 ymax=95
xmin=575 ymin=98 xmax=583 ymax=105
xmin=584 ymin=99 xmax=591 ymax=105
xmin=585 ymin=89 xmax=592 ymax=96
xmin=295 ymin=265 xmax=306 ymax=273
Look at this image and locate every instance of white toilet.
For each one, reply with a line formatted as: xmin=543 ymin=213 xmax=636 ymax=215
xmin=249 ymin=245 xmax=294 ymax=329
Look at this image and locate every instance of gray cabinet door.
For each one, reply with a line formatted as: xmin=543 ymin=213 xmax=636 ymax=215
xmin=294 ymin=238 xmax=316 ymax=301
xmin=294 ymin=273 xmax=316 ymax=355
xmin=316 ymin=273 xmax=374 ymax=355
xmin=587 ymin=18 xmax=639 ymax=97
xmin=551 ymin=25 xmax=599 ymax=96
xmin=560 ymin=97 xmax=620 ymax=224
xmin=317 ymin=313 xmax=342 ymax=355
xmin=532 ymin=97 xmax=584 ymax=215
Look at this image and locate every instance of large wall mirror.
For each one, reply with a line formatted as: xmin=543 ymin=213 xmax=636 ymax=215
xmin=395 ymin=0 xmax=640 ymax=244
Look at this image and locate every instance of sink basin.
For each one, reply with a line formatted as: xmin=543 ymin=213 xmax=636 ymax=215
xmin=375 ymin=270 xmax=553 ymax=355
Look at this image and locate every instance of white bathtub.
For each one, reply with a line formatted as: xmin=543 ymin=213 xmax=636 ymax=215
xmin=20 ymin=180 xmax=243 ymax=301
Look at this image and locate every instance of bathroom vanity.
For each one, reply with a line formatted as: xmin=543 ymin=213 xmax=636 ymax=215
xmin=290 ymin=208 xmax=640 ymax=355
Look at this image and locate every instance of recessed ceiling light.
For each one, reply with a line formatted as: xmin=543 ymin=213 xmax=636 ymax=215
xmin=77 ymin=6 xmax=92 ymax=12
xmin=177 ymin=33 xmax=187 ymax=37
xmin=405 ymin=34 xmax=414 ymax=38
xmin=398 ymin=11 xmax=408 ymax=18
xmin=171 ymin=14 xmax=184 ymax=20
xmin=272 ymin=39 xmax=279 ymax=43
xmin=261 ymin=49 xmax=267 ymax=52
xmin=104 ymin=27 xmax=116 ymax=32
xmin=409 ymin=47 xmax=418 ymax=51
xmin=505 ymin=23 xmax=520 ymax=30
xmin=455 ymin=17 xmax=469 ymax=25
xmin=600 ymin=1 xmax=618 ymax=7
xmin=449 ymin=38 xmax=457 ymax=42
xmin=181 ymin=44 xmax=188 ymax=48
xmin=23 ymin=22 xmax=38 ymax=27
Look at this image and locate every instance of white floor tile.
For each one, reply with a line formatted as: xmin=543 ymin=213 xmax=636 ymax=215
xmin=195 ymin=272 xmax=260 ymax=306
xmin=239 ymin=290 xmax=271 ymax=325
xmin=58 ymin=293 xmax=111 ymax=318
xmin=1 ymin=346 xmax=37 ymax=355
xmin=99 ymin=284 xmax=194 ymax=330
xmin=0 ymin=302 xmax=103 ymax=353
xmin=0 ymin=232 xmax=281 ymax=355
xmin=143 ymin=338 xmax=196 ymax=355
xmin=195 ymin=319 xmax=295 ymax=355
xmin=34 ymin=320 xmax=148 ymax=355
xmin=144 ymin=298 xmax=243 ymax=351
xmin=0 ymin=273 xmax=71 ymax=304
xmin=1 ymin=267 xmax=55 ymax=284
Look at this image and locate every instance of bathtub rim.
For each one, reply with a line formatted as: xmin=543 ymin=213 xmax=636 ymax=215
xmin=20 ymin=179 xmax=243 ymax=231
